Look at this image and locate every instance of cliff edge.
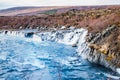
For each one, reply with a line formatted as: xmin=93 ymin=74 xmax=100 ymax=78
xmin=87 ymin=25 xmax=120 ymax=73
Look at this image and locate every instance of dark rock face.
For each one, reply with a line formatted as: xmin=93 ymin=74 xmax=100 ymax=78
xmin=25 ymin=32 xmax=34 ymax=38
xmin=87 ymin=25 xmax=117 ymax=43
xmin=86 ymin=25 xmax=120 ymax=72
xmin=5 ymin=31 xmax=8 ymax=34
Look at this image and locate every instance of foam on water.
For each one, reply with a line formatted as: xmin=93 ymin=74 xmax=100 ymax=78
xmin=117 ymin=68 xmax=120 ymax=74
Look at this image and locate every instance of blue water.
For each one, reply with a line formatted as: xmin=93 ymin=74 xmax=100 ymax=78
xmin=0 ymin=34 xmax=119 ymax=80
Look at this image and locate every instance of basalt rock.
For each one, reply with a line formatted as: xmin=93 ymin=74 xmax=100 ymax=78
xmin=25 ymin=32 xmax=34 ymax=38
xmin=87 ymin=25 xmax=117 ymax=43
xmin=86 ymin=25 xmax=120 ymax=73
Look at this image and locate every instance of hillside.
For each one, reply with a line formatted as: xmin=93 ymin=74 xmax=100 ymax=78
xmin=0 ymin=6 xmax=120 ymax=33
xmin=0 ymin=6 xmax=71 ymax=16
xmin=0 ymin=6 xmax=115 ymax=16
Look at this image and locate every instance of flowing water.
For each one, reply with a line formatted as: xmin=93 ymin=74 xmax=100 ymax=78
xmin=0 ymin=30 xmax=119 ymax=80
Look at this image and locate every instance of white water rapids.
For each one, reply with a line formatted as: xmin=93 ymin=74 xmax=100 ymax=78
xmin=0 ymin=28 xmax=120 ymax=80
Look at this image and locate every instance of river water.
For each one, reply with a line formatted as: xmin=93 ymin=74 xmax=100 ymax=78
xmin=0 ymin=31 xmax=119 ymax=80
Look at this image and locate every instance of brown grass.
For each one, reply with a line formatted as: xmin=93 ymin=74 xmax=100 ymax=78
xmin=0 ymin=6 xmax=120 ymax=33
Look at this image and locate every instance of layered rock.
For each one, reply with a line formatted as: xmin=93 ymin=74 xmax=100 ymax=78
xmin=86 ymin=25 xmax=120 ymax=73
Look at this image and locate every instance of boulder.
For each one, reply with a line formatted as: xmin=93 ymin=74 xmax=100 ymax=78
xmin=25 ymin=32 xmax=34 ymax=38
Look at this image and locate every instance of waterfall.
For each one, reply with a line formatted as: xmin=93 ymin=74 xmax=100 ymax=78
xmin=1 ymin=30 xmax=25 ymax=37
xmin=0 ymin=30 xmax=42 ymax=42
xmin=0 ymin=27 xmax=120 ymax=75
xmin=38 ymin=28 xmax=90 ymax=59
xmin=77 ymin=29 xmax=90 ymax=59
xmin=0 ymin=28 xmax=90 ymax=58
xmin=37 ymin=28 xmax=88 ymax=46
xmin=57 ymin=29 xmax=85 ymax=45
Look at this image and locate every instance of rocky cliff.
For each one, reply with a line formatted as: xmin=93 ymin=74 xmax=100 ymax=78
xmin=86 ymin=25 xmax=120 ymax=73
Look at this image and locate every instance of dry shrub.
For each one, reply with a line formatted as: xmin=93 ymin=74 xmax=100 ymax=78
xmin=0 ymin=7 xmax=120 ymax=33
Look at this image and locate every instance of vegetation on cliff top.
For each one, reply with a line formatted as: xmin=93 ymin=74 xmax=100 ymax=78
xmin=0 ymin=6 xmax=120 ymax=33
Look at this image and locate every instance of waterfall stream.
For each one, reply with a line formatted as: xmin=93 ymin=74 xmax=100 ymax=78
xmin=0 ymin=29 xmax=119 ymax=80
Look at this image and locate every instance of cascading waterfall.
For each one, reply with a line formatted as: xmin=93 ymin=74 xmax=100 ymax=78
xmin=0 ymin=28 xmax=90 ymax=61
xmin=0 ymin=28 xmax=120 ymax=80
xmin=37 ymin=28 xmax=90 ymax=59
xmin=77 ymin=30 xmax=91 ymax=59
xmin=0 ymin=29 xmax=99 ymax=59
xmin=1 ymin=30 xmax=25 ymax=37
xmin=1 ymin=30 xmax=42 ymax=42
xmin=37 ymin=28 xmax=88 ymax=46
